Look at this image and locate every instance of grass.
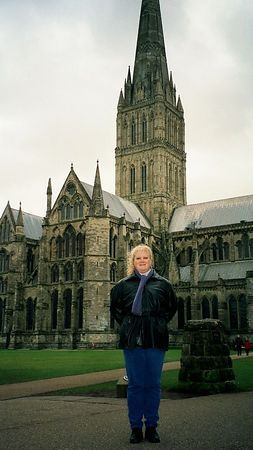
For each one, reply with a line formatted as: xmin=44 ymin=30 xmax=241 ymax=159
xmin=42 ymin=356 xmax=253 ymax=397
xmin=0 ymin=348 xmax=181 ymax=385
xmin=231 ymin=357 xmax=253 ymax=391
xmin=1 ymin=349 xmax=252 ymax=396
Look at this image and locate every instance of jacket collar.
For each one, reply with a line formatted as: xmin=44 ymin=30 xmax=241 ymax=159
xmin=126 ymin=270 xmax=160 ymax=281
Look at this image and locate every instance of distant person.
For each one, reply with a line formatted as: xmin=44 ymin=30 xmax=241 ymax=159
xmin=235 ymin=335 xmax=243 ymax=356
xmin=110 ymin=244 xmax=177 ymax=444
xmin=244 ymin=337 xmax=251 ymax=356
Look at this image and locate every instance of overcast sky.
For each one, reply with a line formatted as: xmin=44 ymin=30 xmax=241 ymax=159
xmin=0 ymin=0 xmax=252 ymax=217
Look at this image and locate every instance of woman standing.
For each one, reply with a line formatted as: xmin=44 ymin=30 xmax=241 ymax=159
xmin=244 ymin=337 xmax=251 ymax=356
xmin=110 ymin=244 xmax=177 ymax=444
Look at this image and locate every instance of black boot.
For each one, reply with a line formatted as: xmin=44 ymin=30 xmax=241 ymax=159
xmin=130 ymin=428 xmax=143 ymax=444
xmin=145 ymin=426 xmax=160 ymax=443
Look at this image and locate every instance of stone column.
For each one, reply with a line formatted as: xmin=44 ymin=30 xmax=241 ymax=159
xmin=179 ymin=319 xmax=235 ymax=394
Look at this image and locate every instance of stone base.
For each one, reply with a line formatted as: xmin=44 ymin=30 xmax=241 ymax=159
xmin=116 ymin=377 xmax=128 ymax=398
xmin=179 ymin=319 xmax=236 ymax=395
xmin=178 ymin=380 xmax=236 ymax=395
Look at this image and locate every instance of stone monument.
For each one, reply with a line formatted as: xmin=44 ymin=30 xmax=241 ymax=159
xmin=179 ymin=319 xmax=236 ymax=394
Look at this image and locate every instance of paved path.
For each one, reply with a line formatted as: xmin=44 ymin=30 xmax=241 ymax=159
xmin=0 ymin=355 xmax=251 ymax=401
xmin=0 ymin=355 xmax=252 ymax=449
xmin=0 ymin=390 xmax=252 ymax=449
xmin=0 ymin=361 xmax=180 ymax=401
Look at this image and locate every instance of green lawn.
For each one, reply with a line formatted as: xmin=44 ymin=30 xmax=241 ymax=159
xmin=231 ymin=357 xmax=253 ymax=391
xmin=0 ymin=348 xmax=181 ymax=385
xmin=1 ymin=349 xmax=252 ymax=395
xmin=41 ymin=357 xmax=253 ymax=397
xmin=163 ymin=357 xmax=253 ymax=393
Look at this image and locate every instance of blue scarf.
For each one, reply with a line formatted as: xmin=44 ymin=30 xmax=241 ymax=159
xmin=131 ymin=269 xmax=154 ymax=316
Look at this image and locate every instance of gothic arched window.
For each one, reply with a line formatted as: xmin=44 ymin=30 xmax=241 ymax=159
xmin=64 ymin=262 xmax=73 ymax=282
xmin=56 ymin=236 xmax=63 ymax=259
xmin=224 ymin=242 xmax=229 ymax=260
xmin=51 ymin=265 xmax=59 ymax=283
xmin=202 ymin=297 xmax=210 ymax=319
xmin=63 ymin=226 xmax=76 ymax=258
xmin=79 ymin=201 xmax=84 ymax=218
xmin=0 ymin=250 xmax=9 ymax=273
xmin=110 ymin=263 xmax=117 ymax=282
xmin=112 ymin=236 xmax=117 ymax=259
xmin=131 ymin=119 xmax=136 ymax=145
xmin=73 ymin=202 xmax=78 ymax=219
xmin=50 ymin=237 xmax=56 ymax=260
xmin=51 ymin=290 xmax=58 ymax=329
xmin=175 ymin=167 xmax=179 ymax=196
xmin=229 ymin=295 xmax=238 ymax=329
xmin=212 ymin=296 xmax=219 ymax=319
xmin=141 ymin=163 xmax=147 ymax=192
xmin=77 ymin=233 xmax=85 ymax=256
xmin=73 ymin=199 xmax=84 ymax=219
xmin=0 ymin=218 xmax=11 ymax=242
xmin=109 ymin=228 xmax=114 ymax=258
xmin=63 ymin=289 xmax=72 ymax=329
xmin=66 ymin=203 xmax=71 ymax=220
xmin=212 ymin=244 xmax=217 ymax=261
xmin=242 ymin=233 xmax=249 ymax=258
xmin=186 ymin=297 xmax=191 ymax=321
xmin=77 ymin=288 xmax=83 ymax=329
xmin=27 ymin=248 xmax=34 ymax=274
xmin=26 ymin=298 xmax=36 ymax=331
xmin=124 ymin=119 xmax=128 ymax=146
xmin=186 ymin=247 xmax=193 ymax=264
xmin=236 ymin=240 xmax=242 ymax=259
xmin=177 ymin=298 xmax=185 ymax=329
xmin=169 ymin=164 xmax=172 ymax=192
xmin=59 ymin=199 xmax=67 ymax=221
xmin=217 ymin=237 xmax=223 ymax=261
xmin=77 ymin=261 xmax=84 ymax=281
xmin=142 ymin=116 xmax=147 ymax=143
xmin=130 ymin=166 xmax=136 ymax=194
xmin=239 ymin=295 xmax=247 ymax=330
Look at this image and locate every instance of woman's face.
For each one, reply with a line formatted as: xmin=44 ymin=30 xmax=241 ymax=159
xmin=133 ymin=250 xmax=152 ymax=274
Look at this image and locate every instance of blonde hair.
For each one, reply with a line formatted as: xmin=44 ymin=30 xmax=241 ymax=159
xmin=127 ymin=244 xmax=154 ymax=275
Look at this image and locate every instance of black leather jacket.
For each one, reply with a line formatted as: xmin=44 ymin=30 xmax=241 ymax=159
xmin=110 ymin=271 xmax=177 ymax=351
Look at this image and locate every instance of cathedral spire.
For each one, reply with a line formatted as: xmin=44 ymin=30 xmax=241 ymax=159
xmin=17 ymin=202 xmax=24 ymax=227
xmin=89 ymin=161 xmax=104 ymax=216
xmin=115 ymin=0 xmax=186 ymax=231
xmin=16 ymin=202 xmax=24 ymax=236
xmin=132 ymin=0 xmax=169 ymax=99
xmin=46 ymin=178 xmax=52 ymax=217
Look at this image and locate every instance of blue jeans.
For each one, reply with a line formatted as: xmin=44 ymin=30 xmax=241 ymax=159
xmin=124 ymin=348 xmax=165 ymax=429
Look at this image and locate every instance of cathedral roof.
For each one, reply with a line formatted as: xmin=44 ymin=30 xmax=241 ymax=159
xmin=81 ymin=182 xmax=151 ymax=229
xmin=180 ymin=260 xmax=253 ymax=283
xmin=12 ymin=209 xmax=43 ymax=240
xmin=169 ymin=194 xmax=253 ymax=232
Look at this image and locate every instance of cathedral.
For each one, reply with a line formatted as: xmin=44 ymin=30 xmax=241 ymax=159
xmin=0 ymin=0 xmax=252 ymax=349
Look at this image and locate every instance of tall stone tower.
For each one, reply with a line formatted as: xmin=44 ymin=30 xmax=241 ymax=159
xmin=115 ymin=0 xmax=186 ymax=233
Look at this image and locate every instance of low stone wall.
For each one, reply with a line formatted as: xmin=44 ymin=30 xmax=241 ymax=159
xmin=179 ymin=319 xmax=236 ymax=394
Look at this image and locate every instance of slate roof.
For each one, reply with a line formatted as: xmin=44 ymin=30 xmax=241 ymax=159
xmin=12 ymin=209 xmax=43 ymax=240
xmin=81 ymin=182 xmax=151 ymax=229
xmin=169 ymin=194 xmax=253 ymax=233
xmin=180 ymin=260 xmax=253 ymax=283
